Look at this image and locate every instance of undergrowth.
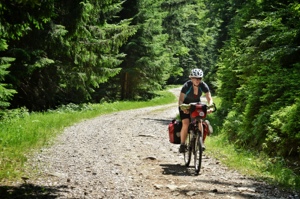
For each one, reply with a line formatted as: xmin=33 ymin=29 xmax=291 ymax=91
xmin=205 ymin=97 xmax=300 ymax=191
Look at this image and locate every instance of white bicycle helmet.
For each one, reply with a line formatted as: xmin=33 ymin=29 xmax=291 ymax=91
xmin=189 ymin=68 xmax=203 ymax=78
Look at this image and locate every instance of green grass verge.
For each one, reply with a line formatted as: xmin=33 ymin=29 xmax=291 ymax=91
xmin=0 ymin=89 xmax=177 ymax=182
xmin=206 ymin=134 xmax=300 ymax=190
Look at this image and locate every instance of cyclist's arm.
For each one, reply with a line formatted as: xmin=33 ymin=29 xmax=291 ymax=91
xmin=179 ymin=92 xmax=190 ymax=114
xmin=205 ymin=91 xmax=213 ymax=106
xmin=205 ymin=92 xmax=214 ymax=114
xmin=178 ymin=92 xmax=185 ymax=106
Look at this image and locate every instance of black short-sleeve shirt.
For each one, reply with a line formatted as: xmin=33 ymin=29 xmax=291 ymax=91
xmin=181 ymin=80 xmax=210 ymax=104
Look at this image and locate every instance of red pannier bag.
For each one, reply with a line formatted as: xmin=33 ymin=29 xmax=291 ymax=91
xmin=168 ymin=119 xmax=182 ymax=144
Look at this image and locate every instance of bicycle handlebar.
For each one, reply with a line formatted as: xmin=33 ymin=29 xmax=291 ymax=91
xmin=208 ymin=103 xmax=217 ymax=113
xmin=179 ymin=102 xmax=217 ymax=113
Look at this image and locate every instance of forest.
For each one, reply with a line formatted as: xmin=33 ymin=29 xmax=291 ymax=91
xmin=0 ymin=1 xmax=299 ymax=171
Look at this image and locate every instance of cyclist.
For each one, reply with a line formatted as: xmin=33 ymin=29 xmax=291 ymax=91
xmin=178 ymin=68 xmax=213 ymax=153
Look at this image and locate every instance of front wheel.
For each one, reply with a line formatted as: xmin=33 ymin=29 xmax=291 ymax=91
xmin=194 ymin=135 xmax=203 ymax=175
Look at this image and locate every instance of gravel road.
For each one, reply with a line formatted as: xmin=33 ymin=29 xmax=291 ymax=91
xmin=1 ymin=88 xmax=298 ymax=199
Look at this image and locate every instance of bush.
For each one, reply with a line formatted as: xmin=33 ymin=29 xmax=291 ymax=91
xmin=265 ymin=100 xmax=300 ymax=158
xmin=0 ymin=107 xmax=29 ymax=122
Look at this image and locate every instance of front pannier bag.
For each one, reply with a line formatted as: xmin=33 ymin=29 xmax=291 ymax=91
xmin=168 ymin=119 xmax=182 ymax=144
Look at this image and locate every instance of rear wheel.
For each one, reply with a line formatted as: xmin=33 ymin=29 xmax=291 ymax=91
xmin=194 ymin=134 xmax=203 ymax=175
xmin=184 ymin=132 xmax=192 ymax=166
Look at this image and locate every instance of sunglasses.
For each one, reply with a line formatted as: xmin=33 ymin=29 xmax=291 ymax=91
xmin=192 ymin=77 xmax=202 ymax=80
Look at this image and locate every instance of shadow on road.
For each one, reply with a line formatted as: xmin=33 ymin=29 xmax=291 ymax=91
xmin=143 ymin=118 xmax=174 ymax=125
xmin=0 ymin=183 xmax=68 ymax=199
xmin=160 ymin=164 xmax=197 ymax=176
xmin=159 ymin=165 xmax=279 ymax=198
xmin=177 ymin=187 xmax=262 ymax=199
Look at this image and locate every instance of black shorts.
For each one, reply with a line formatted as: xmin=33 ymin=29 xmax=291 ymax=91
xmin=179 ymin=107 xmax=190 ymax=120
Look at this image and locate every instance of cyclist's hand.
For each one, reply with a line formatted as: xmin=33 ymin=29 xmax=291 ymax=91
xmin=207 ymin=108 xmax=213 ymax=114
xmin=180 ymin=104 xmax=190 ymax=113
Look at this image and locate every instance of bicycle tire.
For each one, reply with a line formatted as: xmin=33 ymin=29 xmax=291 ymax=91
xmin=184 ymin=132 xmax=192 ymax=167
xmin=194 ymin=134 xmax=203 ymax=175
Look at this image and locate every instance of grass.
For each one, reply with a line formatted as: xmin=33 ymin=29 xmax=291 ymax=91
xmin=0 ymin=87 xmax=299 ymax=191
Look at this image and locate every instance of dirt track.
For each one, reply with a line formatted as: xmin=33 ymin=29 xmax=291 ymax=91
xmin=0 ymin=88 xmax=298 ymax=199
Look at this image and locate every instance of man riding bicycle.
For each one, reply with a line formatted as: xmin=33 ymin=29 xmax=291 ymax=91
xmin=178 ymin=68 xmax=214 ymax=153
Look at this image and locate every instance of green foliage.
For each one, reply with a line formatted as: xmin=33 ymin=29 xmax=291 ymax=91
xmin=216 ymin=43 xmax=241 ymax=112
xmin=117 ymin=0 xmax=173 ymax=100
xmin=50 ymin=103 xmax=94 ymax=113
xmin=0 ymin=56 xmax=17 ymax=109
xmin=50 ymin=0 xmax=137 ymax=104
xmin=207 ymin=95 xmax=300 ymax=189
xmin=0 ymin=38 xmax=17 ymax=110
xmin=1 ymin=0 xmax=219 ymax=109
xmin=1 ymin=0 xmax=137 ymax=110
xmin=162 ymin=0 xmax=214 ymax=85
xmin=265 ymin=100 xmax=300 ymax=157
xmin=217 ymin=0 xmax=300 ymax=163
xmin=0 ymin=107 xmax=29 ymax=121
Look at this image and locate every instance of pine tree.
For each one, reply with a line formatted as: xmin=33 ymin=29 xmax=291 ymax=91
xmin=116 ymin=0 xmax=173 ymax=100
xmin=1 ymin=0 xmax=137 ymax=110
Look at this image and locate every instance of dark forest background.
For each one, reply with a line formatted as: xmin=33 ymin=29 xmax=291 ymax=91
xmin=1 ymin=0 xmax=299 ymax=169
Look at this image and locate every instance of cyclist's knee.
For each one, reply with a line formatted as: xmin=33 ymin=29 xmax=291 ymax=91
xmin=182 ymin=118 xmax=189 ymax=126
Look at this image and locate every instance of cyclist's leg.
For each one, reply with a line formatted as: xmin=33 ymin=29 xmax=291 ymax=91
xmin=179 ymin=118 xmax=189 ymax=152
xmin=180 ymin=118 xmax=189 ymax=144
xmin=179 ymin=107 xmax=190 ymax=153
xmin=197 ymin=119 xmax=203 ymax=137
xmin=197 ymin=120 xmax=205 ymax=150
